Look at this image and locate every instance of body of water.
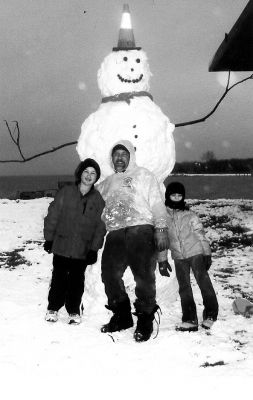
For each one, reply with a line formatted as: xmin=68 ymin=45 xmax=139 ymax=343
xmin=0 ymin=175 xmax=74 ymax=199
xmin=165 ymin=174 xmax=253 ymax=199
xmin=0 ymin=174 xmax=253 ymax=199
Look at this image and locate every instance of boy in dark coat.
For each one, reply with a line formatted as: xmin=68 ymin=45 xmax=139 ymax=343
xmin=44 ymin=159 xmax=106 ymax=324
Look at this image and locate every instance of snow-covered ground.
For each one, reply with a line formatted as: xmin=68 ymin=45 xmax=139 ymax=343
xmin=0 ymin=197 xmax=253 ymax=399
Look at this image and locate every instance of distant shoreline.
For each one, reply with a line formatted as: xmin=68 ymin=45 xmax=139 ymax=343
xmin=1 ymin=174 xmax=253 ymax=200
xmin=171 ymin=173 xmax=252 ymax=176
xmin=0 ymin=175 xmax=74 ymax=200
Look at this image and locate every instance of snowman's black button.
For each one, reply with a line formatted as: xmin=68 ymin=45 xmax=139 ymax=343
xmin=133 ymin=125 xmax=136 ymax=128
xmin=134 ymin=135 xmax=138 ymax=138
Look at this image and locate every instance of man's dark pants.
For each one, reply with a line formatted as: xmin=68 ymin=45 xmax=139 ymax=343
xmin=174 ymin=254 xmax=218 ymax=323
xmin=48 ymin=254 xmax=87 ymax=315
xmin=101 ymin=225 xmax=157 ymax=314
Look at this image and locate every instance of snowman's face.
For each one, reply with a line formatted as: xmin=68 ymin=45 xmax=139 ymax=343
xmin=97 ymin=49 xmax=152 ymax=97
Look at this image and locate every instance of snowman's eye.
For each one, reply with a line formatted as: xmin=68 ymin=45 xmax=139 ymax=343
xmin=136 ymin=58 xmax=140 ymax=63
xmin=123 ymin=56 xmax=128 ymax=62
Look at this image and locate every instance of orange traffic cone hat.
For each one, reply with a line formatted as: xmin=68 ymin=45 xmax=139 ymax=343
xmin=113 ymin=4 xmax=141 ymax=51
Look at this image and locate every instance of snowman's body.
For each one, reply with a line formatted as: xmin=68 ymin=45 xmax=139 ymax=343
xmin=77 ymin=49 xmax=175 ymax=184
xmin=77 ymin=96 xmax=175 ymax=183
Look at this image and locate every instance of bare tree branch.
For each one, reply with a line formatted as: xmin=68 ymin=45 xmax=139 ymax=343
xmin=22 ymin=141 xmax=78 ymax=163
xmin=1 ymin=120 xmax=77 ymax=163
xmin=5 ymin=120 xmax=18 ymax=146
xmin=175 ymin=72 xmax=253 ymax=127
xmin=225 ymin=71 xmax=231 ymax=91
xmin=1 ymin=72 xmax=252 ymax=163
xmin=4 ymin=121 xmax=26 ymax=161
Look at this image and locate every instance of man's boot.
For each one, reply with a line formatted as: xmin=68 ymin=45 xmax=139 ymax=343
xmin=134 ymin=305 xmax=159 ymax=342
xmin=101 ymin=298 xmax=134 ymax=333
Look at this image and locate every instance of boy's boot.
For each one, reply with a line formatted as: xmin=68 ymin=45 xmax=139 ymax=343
xmin=101 ymin=298 xmax=133 ymax=333
xmin=68 ymin=313 xmax=81 ymax=325
xmin=45 ymin=310 xmax=58 ymax=323
xmin=134 ymin=305 xmax=159 ymax=342
xmin=202 ymin=309 xmax=218 ymax=329
xmin=175 ymin=320 xmax=198 ymax=332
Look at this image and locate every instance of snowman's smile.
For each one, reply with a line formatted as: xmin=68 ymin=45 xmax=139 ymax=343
xmin=117 ymin=74 xmax=143 ymax=84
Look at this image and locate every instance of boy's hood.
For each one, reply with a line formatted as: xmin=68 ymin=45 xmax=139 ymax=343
xmin=110 ymin=139 xmax=137 ymax=172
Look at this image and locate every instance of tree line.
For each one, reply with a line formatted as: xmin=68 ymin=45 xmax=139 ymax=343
xmin=172 ymin=157 xmax=253 ymax=174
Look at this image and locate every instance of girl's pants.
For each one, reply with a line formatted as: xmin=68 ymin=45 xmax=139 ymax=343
xmin=47 ymin=254 xmax=87 ymax=315
xmin=174 ymin=254 xmax=218 ymax=323
xmin=101 ymin=225 xmax=157 ymax=314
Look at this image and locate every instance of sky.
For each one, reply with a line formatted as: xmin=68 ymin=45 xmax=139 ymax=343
xmin=0 ymin=0 xmax=252 ymax=176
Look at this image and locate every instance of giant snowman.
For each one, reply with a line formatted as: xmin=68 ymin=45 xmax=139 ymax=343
xmin=77 ymin=4 xmax=175 ymax=186
xmin=78 ymin=5 xmax=179 ymax=309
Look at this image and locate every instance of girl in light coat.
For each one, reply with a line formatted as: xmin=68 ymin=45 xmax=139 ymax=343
xmin=158 ymin=181 xmax=218 ymax=332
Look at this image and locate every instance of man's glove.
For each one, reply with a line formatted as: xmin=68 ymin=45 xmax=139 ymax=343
xmin=204 ymin=255 xmax=212 ymax=271
xmin=154 ymin=228 xmax=169 ymax=252
xmin=86 ymin=250 xmax=98 ymax=265
xmin=44 ymin=240 xmax=53 ymax=254
xmin=158 ymin=261 xmax=172 ymax=277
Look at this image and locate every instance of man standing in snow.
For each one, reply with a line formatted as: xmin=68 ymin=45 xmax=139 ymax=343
xmin=97 ymin=140 xmax=169 ymax=342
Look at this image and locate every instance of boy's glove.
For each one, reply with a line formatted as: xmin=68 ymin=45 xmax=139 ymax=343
xmin=43 ymin=240 xmax=53 ymax=254
xmin=158 ymin=261 xmax=172 ymax=277
xmin=86 ymin=250 xmax=98 ymax=265
xmin=204 ymin=255 xmax=212 ymax=271
xmin=154 ymin=228 xmax=169 ymax=252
